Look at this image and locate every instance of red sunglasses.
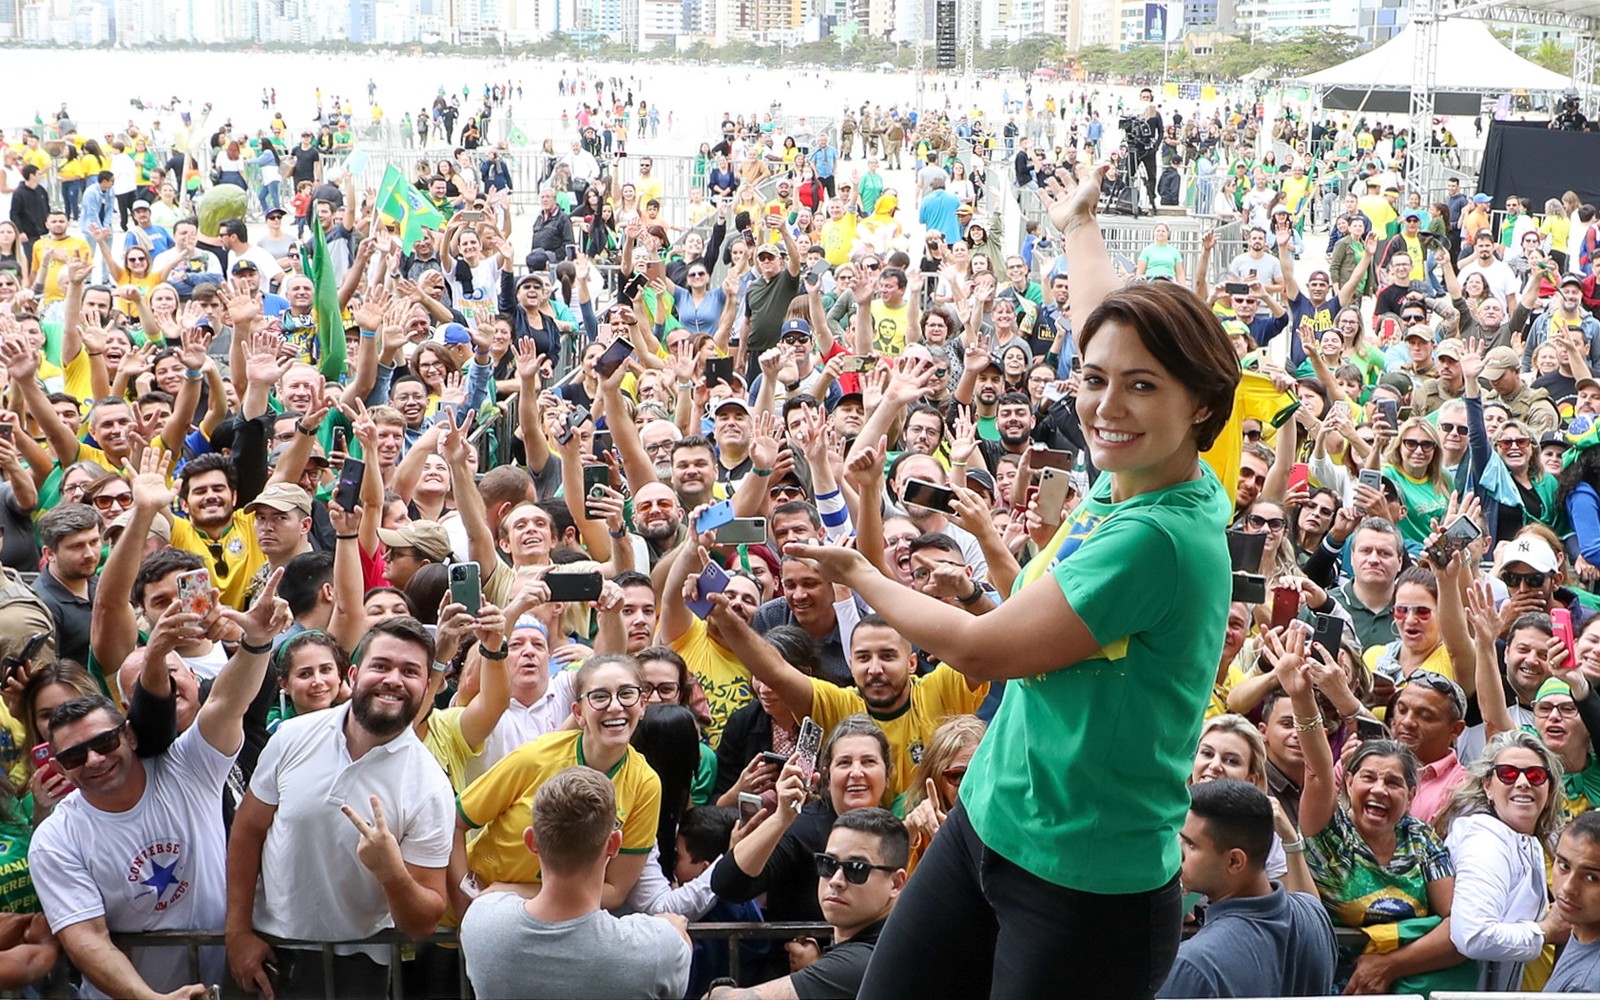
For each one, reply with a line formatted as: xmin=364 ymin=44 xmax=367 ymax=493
xmin=1492 ymin=764 xmax=1550 ymax=787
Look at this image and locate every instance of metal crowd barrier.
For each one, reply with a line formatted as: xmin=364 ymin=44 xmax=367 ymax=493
xmin=71 ymin=921 xmax=836 ymax=1000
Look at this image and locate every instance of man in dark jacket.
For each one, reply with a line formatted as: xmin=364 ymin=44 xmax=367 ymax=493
xmin=9 ymin=164 xmax=50 ymax=245
xmin=524 ymin=188 xmax=574 ymax=272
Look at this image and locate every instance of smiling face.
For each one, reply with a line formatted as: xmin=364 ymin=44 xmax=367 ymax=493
xmin=281 ymin=642 xmax=344 ymax=715
xmin=826 ymin=734 xmax=887 ymax=813
xmin=1077 ymin=320 xmax=1207 ymax=495
xmin=573 ymin=661 xmax=645 ymax=753
xmin=50 ymin=708 xmax=137 ymax=803
xmin=1191 ymin=728 xmax=1257 ymax=786
xmin=847 ymin=623 xmax=912 ymax=713
xmin=1347 ymin=751 xmax=1413 ymax=840
xmin=349 ymin=635 xmax=431 ymax=738
xmin=1484 ymin=744 xmax=1552 ymax=837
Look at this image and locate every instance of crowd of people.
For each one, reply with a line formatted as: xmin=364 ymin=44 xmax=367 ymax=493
xmin=2 ymin=66 xmax=1600 ymax=1000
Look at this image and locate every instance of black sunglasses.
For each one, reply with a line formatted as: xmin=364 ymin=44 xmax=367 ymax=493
xmin=814 ymin=852 xmax=897 ymax=885
xmin=54 ymin=722 xmax=126 ymax=770
xmin=1500 ymin=569 xmax=1549 ymax=589
xmin=206 ymin=542 xmax=227 ymax=576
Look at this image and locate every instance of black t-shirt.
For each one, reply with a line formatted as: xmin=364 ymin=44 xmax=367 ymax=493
xmin=790 ymin=921 xmax=884 ymax=1000
xmin=1535 ymin=370 xmax=1578 ymax=406
xmin=290 ymin=145 xmax=321 ymax=184
xmin=1375 ymin=283 xmax=1413 ymax=319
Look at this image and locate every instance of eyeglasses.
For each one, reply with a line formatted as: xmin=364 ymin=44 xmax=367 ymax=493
xmin=582 ymin=685 xmax=643 ymax=710
xmin=1242 ymin=428 xmax=1263 ymax=442
xmin=640 ymin=681 xmax=680 ymax=700
xmin=53 ymin=722 xmax=126 ymax=770
xmin=205 ymin=542 xmax=227 ymax=576
xmin=1394 ymin=604 xmax=1435 ymax=621
xmin=1438 ymin=422 xmax=1467 ymax=436
xmin=1501 ymin=569 xmax=1549 ymax=589
xmin=1492 ymin=763 xmax=1551 ymax=786
xmin=91 ymin=492 xmax=134 ymax=512
xmin=1400 ymin=439 xmax=1436 ymax=452
xmin=1246 ymin=514 xmax=1286 ymax=531
xmin=1497 ymin=436 xmax=1532 ymax=449
xmin=813 ymin=852 xmax=898 ymax=885
xmin=1535 ymin=700 xmax=1579 ymax=719
xmin=941 ymin=766 xmax=967 ymax=787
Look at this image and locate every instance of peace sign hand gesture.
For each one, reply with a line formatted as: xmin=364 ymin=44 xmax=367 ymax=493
xmin=341 ymin=794 xmax=408 ymax=881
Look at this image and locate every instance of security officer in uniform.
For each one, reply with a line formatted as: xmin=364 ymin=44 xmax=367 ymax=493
xmin=1413 ymin=338 xmax=1467 ymax=417
xmin=1483 ymin=346 xmax=1561 ymax=435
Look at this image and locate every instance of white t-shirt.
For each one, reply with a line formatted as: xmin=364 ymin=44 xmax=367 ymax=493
xmin=233 ymin=244 xmax=284 ymax=284
xmin=248 ymin=703 xmax=455 ymax=964
xmin=1458 ymin=258 xmax=1521 ymax=305
xmin=154 ymin=247 xmax=223 ymax=278
xmin=111 ymin=154 xmax=137 ymax=195
xmin=446 ymin=257 xmax=502 ymax=312
xmin=464 ymin=669 xmax=580 ymax=785
xmin=31 ymin=725 xmax=236 ymax=999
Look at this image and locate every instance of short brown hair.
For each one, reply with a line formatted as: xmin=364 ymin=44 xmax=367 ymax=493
xmin=1078 ymin=283 xmax=1240 ymax=450
xmin=368 ymin=405 xmax=407 ymax=429
xmin=532 ymin=766 xmax=617 ymax=875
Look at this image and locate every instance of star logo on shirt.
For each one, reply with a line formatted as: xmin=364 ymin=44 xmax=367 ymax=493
xmin=141 ymin=859 xmax=180 ymax=900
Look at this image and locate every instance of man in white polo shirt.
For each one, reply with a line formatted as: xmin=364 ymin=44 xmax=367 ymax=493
xmin=462 ymin=612 xmax=578 ymax=785
xmin=225 ymin=615 xmax=455 ymax=1000
xmin=30 ymin=569 xmax=289 ymax=1000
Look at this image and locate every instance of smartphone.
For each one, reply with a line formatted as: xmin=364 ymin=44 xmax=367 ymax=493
xmin=555 ymin=405 xmax=590 ymax=446
xmin=793 ymin=717 xmax=825 ymax=790
xmin=456 ymin=210 xmax=484 ymax=223
xmin=592 ymin=430 xmax=613 ymax=459
xmin=1227 ymin=528 xmax=1266 ymax=571
xmin=594 ymin=338 xmax=633 ymax=378
xmin=1426 ymin=513 xmax=1482 ymax=568
xmin=1555 ymin=607 xmax=1576 ymax=665
xmin=704 ymin=356 xmax=736 ymax=388
xmin=737 ymin=791 xmax=763 ymax=824
xmin=177 ymin=568 xmax=214 ymax=618
xmin=617 ymin=272 xmax=647 ymax=306
xmin=582 ymin=464 xmax=609 ymax=520
xmin=1035 ymin=468 xmax=1073 ymax=525
xmin=1356 ymin=717 xmax=1389 ymax=741
xmin=1269 ymin=585 xmax=1301 ymax=631
xmin=717 ymin=517 xmax=768 ymax=544
xmin=839 ymin=355 xmax=878 ymax=374
xmin=1225 ymin=281 xmax=1250 ymax=296
xmin=1232 ymin=571 xmax=1267 ymax=604
xmin=1029 ymin=444 xmax=1075 ymax=472
xmin=685 ymin=561 xmax=730 ymax=619
xmin=565 ymin=245 xmax=578 ymax=262
xmin=1375 ymin=398 xmax=1399 ymax=427
xmin=902 ymin=478 xmax=955 ymax=514
xmin=331 ymin=426 xmax=347 ymax=455
xmin=334 ymin=457 xmax=364 ymax=511
xmin=1288 ymin=462 xmax=1310 ymax=493
xmin=759 ymin=751 xmax=791 ymax=768
xmin=0 ymin=423 xmax=13 ymax=441
xmin=31 ymin=742 xmax=69 ymax=791
xmin=1358 ymin=468 xmax=1384 ymax=493
xmin=449 ymin=562 xmax=482 ymax=616
xmin=696 ymin=500 xmax=736 ymax=534
xmin=1311 ymin=612 xmax=1345 ymax=658
xmin=544 ymin=570 xmax=604 ymax=603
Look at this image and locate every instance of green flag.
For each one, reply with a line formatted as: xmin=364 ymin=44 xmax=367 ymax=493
xmin=303 ymin=220 xmax=346 ymax=382
xmin=375 ymin=163 xmax=444 ymax=247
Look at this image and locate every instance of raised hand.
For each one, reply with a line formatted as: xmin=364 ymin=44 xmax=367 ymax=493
xmin=216 ymin=567 xmax=290 ymax=647
xmin=1038 ymin=163 xmax=1109 ymax=235
xmin=342 ymin=794 xmax=409 ymax=881
xmin=125 ymin=448 xmax=176 ymax=511
xmin=750 ymin=410 xmax=781 ymax=472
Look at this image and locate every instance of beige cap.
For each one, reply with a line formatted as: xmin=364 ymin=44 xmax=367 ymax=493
xmin=376 ymin=520 xmax=453 ymax=563
xmin=245 ymin=482 xmax=313 ymax=516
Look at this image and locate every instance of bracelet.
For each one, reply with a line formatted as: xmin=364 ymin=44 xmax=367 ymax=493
xmin=480 ymin=646 xmax=508 ymax=661
xmin=336 ymin=533 xmax=358 ymax=540
xmin=608 ymin=527 xmax=628 ymax=539
xmin=239 ymin=637 xmax=273 ymax=656
xmin=296 ymin=422 xmax=317 ymax=436
xmin=1282 ymin=839 xmax=1307 ymax=855
xmin=1292 ymin=714 xmax=1325 ymax=733
xmin=86 ymin=350 xmax=104 ymax=356
xmin=752 ymin=467 xmax=773 ymax=477
xmin=675 ymin=380 xmax=694 ymax=390
xmin=956 ymin=581 xmax=985 ymax=605
xmin=184 ymin=367 xmax=203 ymax=378
xmin=360 ymin=328 xmax=377 ymax=338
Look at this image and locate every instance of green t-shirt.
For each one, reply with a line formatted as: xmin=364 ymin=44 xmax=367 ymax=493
xmin=1382 ymin=466 xmax=1452 ymax=548
xmin=1138 ymin=244 xmax=1183 ymax=281
xmin=0 ymin=813 xmax=37 ymax=913
xmin=963 ymin=464 xmax=1232 ymax=893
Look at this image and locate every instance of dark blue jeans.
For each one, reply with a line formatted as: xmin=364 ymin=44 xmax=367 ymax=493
xmin=858 ymin=805 xmax=1183 ymax=1000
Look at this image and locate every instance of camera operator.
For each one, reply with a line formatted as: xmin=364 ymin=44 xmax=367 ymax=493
xmin=1131 ymin=87 xmax=1163 ymax=208
xmin=1553 ymin=91 xmax=1588 ymax=132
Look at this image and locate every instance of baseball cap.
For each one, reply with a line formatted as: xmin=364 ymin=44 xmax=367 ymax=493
xmin=1482 ymin=346 xmax=1520 ymax=375
xmin=110 ymin=508 xmax=170 ymax=543
xmin=1540 ymin=430 xmax=1573 ymax=451
xmin=1472 ymin=193 xmax=1493 ymax=203
xmin=265 ymin=206 xmax=287 ymax=218
xmin=779 ymin=318 xmax=813 ymax=340
xmin=1378 ymin=370 xmax=1414 ymax=396
xmin=965 ymin=468 xmax=997 ymax=495
xmin=515 ymin=272 xmax=548 ymax=290
xmin=1500 ymin=536 xmax=1560 ymax=575
xmin=376 ymin=521 xmax=453 ymax=563
xmin=1403 ymin=324 xmax=1433 ymax=342
xmin=1578 ymin=376 xmax=1600 ymax=394
xmin=754 ymin=243 xmax=782 ymax=259
xmin=1307 ymin=270 xmax=1331 ymax=284
xmin=1562 ymin=272 xmax=1587 ymax=288
xmin=230 ymin=258 xmax=259 ymax=274
xmin=246 ymin=482 xmax=313 ymax=516
xmin=956 ymin=204 xmax=974 ymax=216
xmin=1434 ymin=338 xmax=1464 ymax=361
xmin=1402 ymin=209 xmax=1422 ymax=221
xmin=710 ymin=397 xmax=753 ymax=419
xmin=270 ymin=442 xmax=329 ymax=468
xmin=440 ymin=322 xmax=472 ymax=345
xmin=131 ymin=199 xmax=151 ymax=211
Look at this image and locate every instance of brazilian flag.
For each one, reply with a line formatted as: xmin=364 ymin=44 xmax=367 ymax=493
xmin=375 ymin=164 xmax=444 ymax=248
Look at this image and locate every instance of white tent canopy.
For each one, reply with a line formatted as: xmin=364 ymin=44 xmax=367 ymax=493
xmin=1295 ymin=17 xmax=1571 ymax=94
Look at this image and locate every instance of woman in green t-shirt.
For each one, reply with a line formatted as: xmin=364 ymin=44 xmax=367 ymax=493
xmin=789 ymin=166 xmax=1242 ymax=1000
xmin=1382 ymin=418 xmax=1452 ymax=548
xmin=1135 ymin=223 xmax=1186 ymax=284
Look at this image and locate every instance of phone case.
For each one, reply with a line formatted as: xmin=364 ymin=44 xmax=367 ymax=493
xmin=696 ymin=501 xmax=736 ymax=534
xmin=686 ymin=563 xmax=730 ymax=619
xmin=176 ymin=569 xmax=213 ymax=618
xmin=793 ymin=718 xmax=824 ymax=789
xmin=449 ymin=563 xmax=482 ymax=615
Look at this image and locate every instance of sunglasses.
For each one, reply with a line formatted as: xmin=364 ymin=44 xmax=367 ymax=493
xmin=770 ymin=485 xmax=807 ymax=501
xmin=1394 ymin=604 xmax=1435 ymax=621
xmin=206 ymin=542 xmax=227 ymax=577
xmin=1497 ymin=437 xmax=1532 ymax=449
xmin=1400 ymin=439 xmax=1436 ymax=451
xmin=54 ymin=722 xmax=126 ymax=770
xmin=813 ymin=852 xmax=898 ymax=885
xmin=1492 ymin=763 xmax=1551 ymax=786
xmin=640 ymin=681 xmax=680 ymax=700
xmin=1438 ymin=421 xmax=1467 ymax=436
xmin=1246 ymin=514 xmax=1287 ymax=531
xmin=1500 ymin=569 xmax=1549 ymax=589
xmin=941 ymin=766 xmax=967 ymax=787
xmin=1402 ymin=314 xmax=1428 ymax=324
xmin=1242 ymin=429 xmax=1262 ymax=442
xmin=91 ymin=492 xmax=134 ymax=512
xmin=582 ymin=685 xmax=643 ymax=711
xmin=688 ymin=271 xmax=709 ymax=279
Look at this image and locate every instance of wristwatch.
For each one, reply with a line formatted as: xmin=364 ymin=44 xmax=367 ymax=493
xmin=957 ymin=580 xmax=985 ymax=605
